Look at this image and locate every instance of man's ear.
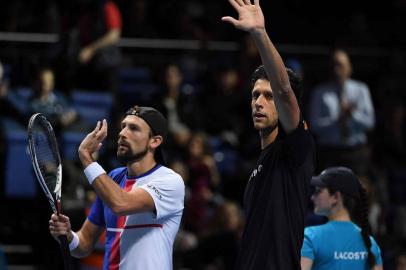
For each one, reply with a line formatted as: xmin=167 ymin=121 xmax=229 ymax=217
xmin=333 ymin=191 xmax=343 ymax=203
xmin=150 ymin=135 xmax=163 ymax=150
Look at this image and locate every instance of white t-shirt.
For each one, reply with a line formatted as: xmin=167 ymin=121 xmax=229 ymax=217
xmin=88 ymin=165 xmax=185 ymax=270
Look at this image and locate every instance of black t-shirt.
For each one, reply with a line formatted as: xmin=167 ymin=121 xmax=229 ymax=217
xmin=235 ymin=120 xmax=315 ymax=270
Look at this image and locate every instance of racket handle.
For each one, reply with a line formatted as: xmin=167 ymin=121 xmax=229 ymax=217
xmin=58 ymin=235 xmax=73 ymax=270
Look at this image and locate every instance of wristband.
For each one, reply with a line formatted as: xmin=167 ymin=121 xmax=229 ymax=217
xmin=84 ymin=162 xmax=106 ymax=184
xmin=69 ymin=231 xmax=80 ymax=251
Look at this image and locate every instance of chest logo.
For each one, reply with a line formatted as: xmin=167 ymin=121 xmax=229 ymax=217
xmin=147 ymin=184 xmax=163 ymax=200
xmin=248 ymin=164 xmax=262 ymax=182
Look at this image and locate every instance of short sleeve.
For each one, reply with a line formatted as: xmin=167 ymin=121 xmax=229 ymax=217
xmin=139 ymin=173 xmax=185 ymax=220
xmin=87 ymin=168 xmax=125 ymax=226
xmin=281 ymin=119 xmax=315 ymax=167
xmin=370 ymin=237 xmax=383 ymax=265
xmin=104 ymin=1 xmax=122 ymax=29
xmin=88 ymin=195 xmax=105 ymax=226
xmin=301 ymin=227 xmax=317 ymax=260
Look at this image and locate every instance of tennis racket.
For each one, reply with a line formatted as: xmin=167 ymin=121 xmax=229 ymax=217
xmin=27 ymin=113 xmax=72 ymax=270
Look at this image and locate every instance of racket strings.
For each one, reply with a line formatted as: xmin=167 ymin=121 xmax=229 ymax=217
xmin=32 ymin=125 xmax=59 ymax=192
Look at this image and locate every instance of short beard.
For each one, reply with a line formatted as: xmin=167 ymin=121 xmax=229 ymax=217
xmin=117 ymin=146 xmax=149 ymax=164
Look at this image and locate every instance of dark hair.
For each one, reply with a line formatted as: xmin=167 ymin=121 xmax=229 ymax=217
xmin=327 ymin=186 xmax=376 ymax=269
xmin=250 ymin=65 xmax=303 ymax=105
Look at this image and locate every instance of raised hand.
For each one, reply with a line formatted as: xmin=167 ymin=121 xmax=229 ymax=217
xmin=221 ymin=0 xmax=265 ymax=33
xmin=78 ymin=119 xmax=108 ymax=166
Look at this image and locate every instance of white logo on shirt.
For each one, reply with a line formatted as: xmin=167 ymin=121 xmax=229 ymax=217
xmin=147 ymin=184 xmax=163 ymax=200
xmin=334 ymin=251 xmax=368 ymax=260
xmin=249 ymin=165 xmax=262 ymax=182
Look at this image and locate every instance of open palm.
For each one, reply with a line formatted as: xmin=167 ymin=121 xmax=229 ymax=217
xmin=222 ymin=0 xmax=265 ymax=32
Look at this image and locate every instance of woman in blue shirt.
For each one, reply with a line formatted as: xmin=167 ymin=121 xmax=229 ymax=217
xmin=301 ymin=167 xmax=383 ymax=270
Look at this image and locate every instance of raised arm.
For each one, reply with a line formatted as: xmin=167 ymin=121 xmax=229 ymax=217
xmin=222 ymin=0 xmax=300 ymax=133
xmin=79 ymin=2 xmax=122 ymax=64
xmin=78 ymin=120 xmax=155 ymax=216
xmin=79 ymin=29 xmax=121 ymax=64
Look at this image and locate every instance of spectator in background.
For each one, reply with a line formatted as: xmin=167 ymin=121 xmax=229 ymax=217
xmin=183 ymin=132 xmax=221 ymax=235
xmin=205 ymin=66 xmax=246 ymax=146
xmin=0 ymin=61 xmax=27 ymax=125
xmin=29 ymin=67 xmax=82 ymax=132
xmin=189 ymin=201 xmax=244 ymax=270
xmin=159 ymin=64 xmax=193 ymax=150
xmin=55 ymin=0 xmax=122 ymax=93
xmin=0 ymin=61 xmax=27 ymax=124
xmin=309 ymin=49 xmax=375 ymax=174
xmin=77 ymin=0 xmax=121 ymax=92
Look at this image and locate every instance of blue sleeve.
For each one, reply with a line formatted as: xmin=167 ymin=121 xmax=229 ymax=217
xmin=87 ymin=195 xmax=105 ymax=226
xmin=301 ymin=227 xmax=317 ymax=260
xmin=370 ymin=236 xmax=383 ymax=265
xmin=87 ymin=168 xmax=125 ymax=226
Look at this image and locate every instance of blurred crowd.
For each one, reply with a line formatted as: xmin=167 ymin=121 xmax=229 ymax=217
xmin=1 ymin=0 xmax=406 ymax=269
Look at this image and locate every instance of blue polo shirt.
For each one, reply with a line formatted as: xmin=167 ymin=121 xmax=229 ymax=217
xmin=301 ymin=221 xmax=382 ymax=270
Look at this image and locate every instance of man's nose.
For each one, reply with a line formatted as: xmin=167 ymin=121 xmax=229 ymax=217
xmin=119 ymin=128 xmax=126 ymax=137
xmin=255 ymin=95 xmax=264 ymax=108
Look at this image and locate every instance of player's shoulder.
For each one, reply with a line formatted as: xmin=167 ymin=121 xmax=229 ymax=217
xmin=154 ymin=165 xmax=185 ymax=186
xmin=108 ymin=167 xmax=127 ymax=179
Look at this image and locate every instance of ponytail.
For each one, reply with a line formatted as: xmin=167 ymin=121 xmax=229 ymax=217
xmin=358 ymin=186 xmax=376 ymax=269
xmin=333 ymin=186 xmax=376 ymax=269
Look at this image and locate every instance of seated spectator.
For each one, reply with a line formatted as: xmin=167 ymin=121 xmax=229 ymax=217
xmin=0 ymin=61 xmax=27 ymax=125
xmin=158 ymin=64 xmax=203 ymax=161
xmin=194 ymin=201 xmax=244 ymax=270
xmin=160 ymin=64 xmax=193 ymax=146
xmin=183 ymin=132 xmax=221 ymax=235
xmin=29 ymin=67 xmax=82 ymax=132
xmin=204 ymin=66 xmax=246 ymax=146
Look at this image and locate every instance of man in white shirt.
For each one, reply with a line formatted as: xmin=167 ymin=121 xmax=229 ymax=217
xmin=309 ymin=49 xmax=375 ymax=174
xmin=49 ymin=106 xmax=185 ymax=270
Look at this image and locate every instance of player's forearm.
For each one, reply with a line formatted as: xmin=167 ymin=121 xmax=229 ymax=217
xmin=250 ymin=28 xmax=300 ymax=132
xmin=70 ymin=231 xmax=94 ymax=258
xmin=91 ymin=174 xmax=130 ymax=214
xmin=251 ymin=29 xmax=291 ymax=93
xmin=92 ymin=175 xmax=153 ymax=216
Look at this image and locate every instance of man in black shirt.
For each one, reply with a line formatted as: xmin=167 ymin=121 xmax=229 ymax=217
xmin=222 ymin=0 xmax=316 ymax=269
